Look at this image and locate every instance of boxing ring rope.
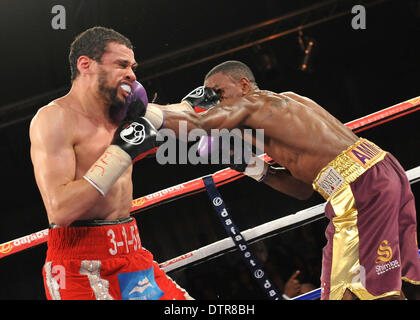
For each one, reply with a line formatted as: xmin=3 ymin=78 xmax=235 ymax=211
xmin=160 ymin=166 xmax=420 ymax=273
xmin=0 ymin=96 xmax=419 ymax=298
xmin=160 ymin=166 xmax=420 ymax=300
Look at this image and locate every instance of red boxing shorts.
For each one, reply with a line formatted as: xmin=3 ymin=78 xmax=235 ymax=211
xmin=313 ymin=138 xmax=420 ymax=300
xmin=43 ymin=217 xmax=192 ymax=300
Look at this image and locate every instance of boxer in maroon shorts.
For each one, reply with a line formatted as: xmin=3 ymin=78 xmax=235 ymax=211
xmin=314 ymin=139 xmax=420 ymax=299
xmin=158 ymin=60 xmax=420 ymax=299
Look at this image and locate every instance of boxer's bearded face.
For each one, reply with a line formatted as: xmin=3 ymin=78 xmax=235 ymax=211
xmin=96 ymin=67 xmax=127 ymax=123
xmin=97 ymin=67 xmax=125 ymax=108
xmin=92 ymin=43 xmax=137 ymax=121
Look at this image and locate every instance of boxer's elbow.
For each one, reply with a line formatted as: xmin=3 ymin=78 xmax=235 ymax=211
xmin=295 ymin=187 xmax=314 ymax=200
xmin=47 ymin=202 xmax=73 ymax=227
xmin=50 ymin=216 xmax=72 ymax=228
xmin=287 ymin=177 xmax=314 ymax=200
xmin=46 ymin=190 xmax=94 ymax=227
xmin=264 ymin=169 xmax=314 ymax=200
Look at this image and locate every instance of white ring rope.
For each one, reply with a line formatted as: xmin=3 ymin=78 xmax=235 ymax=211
xmin=159 ymin=165 xmax=420 ymax=273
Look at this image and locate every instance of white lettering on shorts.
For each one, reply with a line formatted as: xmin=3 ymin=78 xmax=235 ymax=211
xmin=316 ymin=167 xmax=345 ymax=197
xmin=107 ymin=225 xmax=141 ymax=256
xmin=375 ymin=260 xmax=401 ymax=276
xmin=44 ymin=262 xmax=62 ymax=300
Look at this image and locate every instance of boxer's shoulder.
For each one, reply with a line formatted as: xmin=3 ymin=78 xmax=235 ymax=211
xmin=30 ymin=99 xmax=76 ymax=144
xmin=33 ymin=98 xmax=73 ymax=123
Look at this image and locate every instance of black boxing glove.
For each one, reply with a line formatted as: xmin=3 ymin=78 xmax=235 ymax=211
xmin=112 ymin=117 xmax=162 ymax=162
xmin=182 ymin=86 xmax=220 ymax=110
xmin=83 ymin=117 xmax=162 ymax=195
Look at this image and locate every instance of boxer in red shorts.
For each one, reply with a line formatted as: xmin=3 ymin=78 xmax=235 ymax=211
xmin=43 ymin=218 xmax=189 ymax=300
xmin=30 ymin=27 xmax=191 ymax=300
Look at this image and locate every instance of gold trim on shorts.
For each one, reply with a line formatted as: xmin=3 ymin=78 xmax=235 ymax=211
xmin=313 ymin=138 xmax=401 ymax=300
xmin=402 ymin=277 xmax=420 ymax=285
xmin=312 ymin=138 xmax=387 ymax=201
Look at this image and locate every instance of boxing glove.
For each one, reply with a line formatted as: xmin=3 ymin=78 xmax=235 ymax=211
xmin=182 ymin=86 xmax=220 ymax=110
xmin=83 ymin=117 xmax=162 ymax=195
xmin=124 ymin=81 xmax=164 ymax=129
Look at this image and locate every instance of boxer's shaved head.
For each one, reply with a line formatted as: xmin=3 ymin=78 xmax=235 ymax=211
xmin=205 ymin=60 xmax=257 ymax=88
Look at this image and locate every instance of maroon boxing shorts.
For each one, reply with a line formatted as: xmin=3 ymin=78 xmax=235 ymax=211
xmin=313 ymin=138 xmax=420 ymax=300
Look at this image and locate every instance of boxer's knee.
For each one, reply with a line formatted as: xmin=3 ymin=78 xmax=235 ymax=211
xmin=342 ymin=289 xmax=359 ymax=300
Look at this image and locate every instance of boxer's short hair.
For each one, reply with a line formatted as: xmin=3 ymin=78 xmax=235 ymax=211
xmin=69 ymin=26 xmax=133 ymax=82
xmin=205 ymin=60 xmax=257 ymax=85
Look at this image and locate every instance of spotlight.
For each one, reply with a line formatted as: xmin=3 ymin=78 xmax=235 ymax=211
xmin=298 ymin=30 xmax=316 ymax=72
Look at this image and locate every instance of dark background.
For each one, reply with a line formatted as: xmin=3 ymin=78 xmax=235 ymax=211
xmin=0 ymin=0 xmax=419 ymax=299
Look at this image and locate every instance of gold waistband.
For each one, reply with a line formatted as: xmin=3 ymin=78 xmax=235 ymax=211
xmin=312 ymin=138 xmax=387 ymax=201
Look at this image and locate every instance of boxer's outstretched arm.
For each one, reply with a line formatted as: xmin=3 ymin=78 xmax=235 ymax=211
xmin=160 ymin=96 xmax=313 ymax=200
xmin=30 ymin=105 xmax=101 ymax=227
xmin=161 ymin=97 xmax=255 ymax=134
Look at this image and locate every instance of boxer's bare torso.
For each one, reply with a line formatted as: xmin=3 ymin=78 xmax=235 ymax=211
xmin=30 ymin=96 xmax=133 ymax=225
xmin=235 ymin=90 xmax=358 ymax=184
